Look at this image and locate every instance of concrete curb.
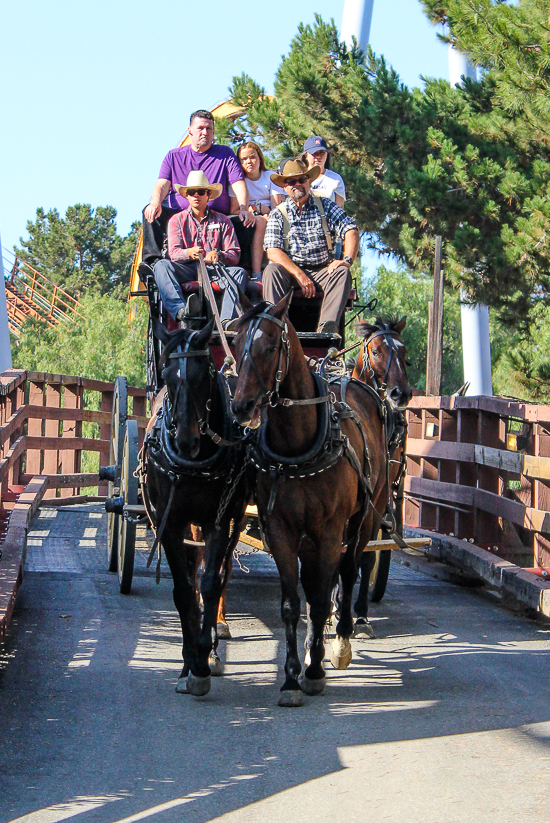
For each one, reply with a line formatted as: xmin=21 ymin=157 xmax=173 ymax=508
xmin=402 ymin=527 xmax=550 ymax=618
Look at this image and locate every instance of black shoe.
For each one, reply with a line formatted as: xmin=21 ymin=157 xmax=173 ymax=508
xmin=138 ymin=261 xmax=155 ymax=283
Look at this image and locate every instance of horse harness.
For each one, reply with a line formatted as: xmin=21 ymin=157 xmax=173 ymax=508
xmin=241 ymin=311 xmax=372 ymax=524
xmin=139 ymin=332 xmax=246 ymax=580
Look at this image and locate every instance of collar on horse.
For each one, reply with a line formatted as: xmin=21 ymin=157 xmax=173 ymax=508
xmin=144 ymin=335 xmax=243 ymax=482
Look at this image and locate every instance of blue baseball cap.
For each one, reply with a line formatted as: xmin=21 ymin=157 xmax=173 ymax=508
xmin=303 ymin=135 xmax=329 ymax=153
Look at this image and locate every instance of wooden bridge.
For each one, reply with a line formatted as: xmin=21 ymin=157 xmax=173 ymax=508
xmin=3 ymin=368 xmax=550 ymax=642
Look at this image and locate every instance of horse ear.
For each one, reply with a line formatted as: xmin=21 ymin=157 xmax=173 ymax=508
xmin=238 ymin=286 xmax=253 ymax=312
xmin=153 ymin=318 xmax=171 ymax=345
xmin=271 ymin=289 xmax=293 ymax=320
xmin=394 ymin=316 xmax=407 ymax=334
xmin=196 ymin=317 xmax=215 ymax=346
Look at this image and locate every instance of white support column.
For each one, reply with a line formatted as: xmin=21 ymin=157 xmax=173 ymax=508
xmin=449 ymin=46 xmax=493 ymax=396
xmin=0 ymin=233 xmax=13 ymax=372
xmin=341 ymin=0 xmax=374 ymax=51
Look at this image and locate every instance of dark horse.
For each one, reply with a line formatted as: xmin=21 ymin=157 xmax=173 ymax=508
xmin=140 ymin=320 xmax=248 ymax=697
xmin=347 ymin=316 xmax=412 ymax=637
xmin=232 ymin=294 xmax=375 ymax=707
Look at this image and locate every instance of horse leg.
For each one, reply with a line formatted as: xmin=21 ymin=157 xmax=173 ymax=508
xmin=331 ymin=540 xmax=362 ymax=668
xmin=353 ymin=551 xmax=377 ymax=638
xmin=163 ymin=536 xmax=204 ymax=695
xmin=269 ymin=532 xmax=303 ymax=707
xmin=216 ymin=550 xmax=233 ymax=641
xmin=197 ymin=510 xmax=243 ymax=683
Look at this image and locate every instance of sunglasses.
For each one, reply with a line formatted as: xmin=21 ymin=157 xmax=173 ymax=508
xmin=283 ymin=176 xmax=309 ymax=186
xmin=186 ymin=188 xmax=210 ymax=197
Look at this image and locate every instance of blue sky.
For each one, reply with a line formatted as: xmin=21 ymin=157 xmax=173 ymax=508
xmin=0 ymin=0 xmax=449 ymax=259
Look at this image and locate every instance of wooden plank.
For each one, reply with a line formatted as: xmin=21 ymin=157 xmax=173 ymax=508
xmin=407 ymin=438 xmax=475 ymax=462
xmin=0 ymin=406 xmax=27 ymax=449
xmin=474 ymin=445 xmax=523 ymax=473
xmin=43 ymin=384 xmax=61 ymax=498
xmin=25 ymin=436 xmax=108 ymax=452
xmin=523 ymin=454 xmax=550 ymax=481
xmin=18 ymin=472 xmax=100 ymax=488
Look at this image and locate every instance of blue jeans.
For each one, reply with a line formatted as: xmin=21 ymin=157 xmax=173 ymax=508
xmin=153 ymin=259 xmax=248 ymax=322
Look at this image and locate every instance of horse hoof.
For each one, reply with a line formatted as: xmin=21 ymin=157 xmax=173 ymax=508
xmin=300 ymin=674 xmax=326 ymax=696
xmin=209 ymin=653 xmax=223 ymax=677
xmin=217 ymin=621 xmax=232 ymax=640
xmin=187 ymin=672 xmax=211 ymax=697
xmin=304 ymin=650 xmax=311 ymax=667
xmin=354 ymin=618 xmax=376 ymax=639
xmin=278 ymin=690 xmax=304 ymax=708
xmin=175 ymin=676 xmax=189 ymax=694
xmin=330 ymin=636 xmax=353 ymax=670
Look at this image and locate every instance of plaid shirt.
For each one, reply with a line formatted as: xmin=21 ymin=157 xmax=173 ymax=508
xmin=167 ymin=207 xmax=240 ymax=265
xmin=263 ymin=195 xmax=357 ymax=267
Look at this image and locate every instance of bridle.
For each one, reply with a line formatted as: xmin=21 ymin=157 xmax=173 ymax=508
xmin=237 ymin=311 xmax=290 ymax=408
xmin=359 ymin=327 xmax=403 ymax=397
xmin=163 ymin=331 xmax=217 ymax=440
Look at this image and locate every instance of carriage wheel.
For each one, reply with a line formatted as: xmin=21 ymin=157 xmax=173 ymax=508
xmin=368 ymin=526 xmax=392 ymax=603
xmin=117 ymin=419 xmax=139 ymax=594
xmin=106 ymin=376 xmax=128 ymax=572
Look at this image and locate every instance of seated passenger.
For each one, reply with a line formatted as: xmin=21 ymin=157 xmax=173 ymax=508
xmin=141 ymin=109 xmax=254 ymax=272
xmin=302 ymin=136 xmax=346 ymax=208
xmin=229 ymin=142 xmax=284 ymax=281
xmin=153 ymin=172 xmax=248 ymax=325
xmin=263 ymin=159 xmax=359 ymax=337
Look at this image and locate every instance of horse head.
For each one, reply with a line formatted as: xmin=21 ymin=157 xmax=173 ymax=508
xmin=353 ymin=315 xmax=412 ymax=410
xmin=154 ymin=318 xmax=216 ymax=458
xmin=231 ymin=293 xmax=293 ymax=428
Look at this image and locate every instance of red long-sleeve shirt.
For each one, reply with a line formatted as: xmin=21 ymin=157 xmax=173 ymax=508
xmin=167 ymin=207 xmax=241 ymax=265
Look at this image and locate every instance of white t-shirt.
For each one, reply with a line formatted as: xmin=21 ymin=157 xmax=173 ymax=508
xmin=310 ymin=169 xmax=346 ymax=202
xmin=229 ymin=170 xmax=284 ymax=208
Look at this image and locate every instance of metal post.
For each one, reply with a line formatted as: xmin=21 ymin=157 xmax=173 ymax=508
xmin=0 ymin=233 xmax=13 ymax=372
xmin=341 ymin=0 xmax=375 ymax=51
xmin=449 ymin=45 xmax=493 ymax=396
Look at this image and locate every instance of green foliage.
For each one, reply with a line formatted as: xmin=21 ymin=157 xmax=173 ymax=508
xmin=11 ymin=294 xmax=148 ymax=387
xmin=226 ymin=15 xmax=550 ymax=325
xmin=360 ymin=265 xmax=464 ymax=393
xmin=15 ymin=205 xmax=140 ymax=299
xmin=422 ymin=0 xmax=550 ymax=141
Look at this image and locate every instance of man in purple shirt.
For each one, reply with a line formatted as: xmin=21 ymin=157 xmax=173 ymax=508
xmin=141 ymin=110 xmax=254 ymax=270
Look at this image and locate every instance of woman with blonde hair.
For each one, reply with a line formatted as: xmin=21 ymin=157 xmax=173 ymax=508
xmin=230 ymin=141 xmax=283 ymax=279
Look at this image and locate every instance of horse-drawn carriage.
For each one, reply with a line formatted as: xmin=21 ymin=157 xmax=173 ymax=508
xmin=100 ymin=253 xmax=428 ymax=703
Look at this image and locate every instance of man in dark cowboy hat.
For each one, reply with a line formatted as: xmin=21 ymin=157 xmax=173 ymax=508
xmin=263 ymin=158 xmax=359 ymax=336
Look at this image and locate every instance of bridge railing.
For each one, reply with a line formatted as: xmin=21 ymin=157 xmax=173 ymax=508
xmin=404 ymin=395 xmax=550 ymax=570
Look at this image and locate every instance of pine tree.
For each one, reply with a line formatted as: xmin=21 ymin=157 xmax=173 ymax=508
xmin=227 ymin=15 xmax=550 ymax=325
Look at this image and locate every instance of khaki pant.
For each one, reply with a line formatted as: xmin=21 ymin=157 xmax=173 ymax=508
xmin=262 ymin=262 xmax=352 ymax=331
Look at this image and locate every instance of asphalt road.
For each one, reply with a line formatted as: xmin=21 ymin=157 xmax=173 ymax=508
xmin=1 ymin=503 xmax=550 ymax=823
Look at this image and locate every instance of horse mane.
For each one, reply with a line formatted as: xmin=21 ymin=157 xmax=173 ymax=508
xmin=356 ymin=314 xmax=402 ymax=340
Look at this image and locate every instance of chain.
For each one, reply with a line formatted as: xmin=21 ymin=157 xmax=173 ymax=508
xmin=215 ymin=454 xmax=248 ymax=532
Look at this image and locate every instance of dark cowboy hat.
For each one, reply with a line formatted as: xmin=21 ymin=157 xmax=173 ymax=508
xmin=270 ymin=158 xmax=321 ymax=188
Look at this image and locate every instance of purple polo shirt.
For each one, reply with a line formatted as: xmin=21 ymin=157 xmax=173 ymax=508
xmin=159 ymin=143 xmax=244 ymax=214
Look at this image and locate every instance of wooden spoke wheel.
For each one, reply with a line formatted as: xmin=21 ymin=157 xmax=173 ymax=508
xmin=117 ymin=419 xmax=139 ymax=595
xmin=107 ymin=376 xmax=128 ymax=572
xmin=368 ymin=528 xmax=391 ymax=603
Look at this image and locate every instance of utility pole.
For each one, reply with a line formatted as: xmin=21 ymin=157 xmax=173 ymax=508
xmin=341 ymin=0 xmax=374 ymax=51
xmin=449 ymin=46 xmax=493 ymax=396
xmin=0 ymin=232 xmax=12 ymax=372
xmin=426 ymin=236 xmax=444 ymax=395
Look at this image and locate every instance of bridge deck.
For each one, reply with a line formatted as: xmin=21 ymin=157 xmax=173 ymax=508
xmin=1 ymin=502 xmax=550 ymax=822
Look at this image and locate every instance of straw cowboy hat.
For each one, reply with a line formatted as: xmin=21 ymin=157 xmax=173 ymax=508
xmin=270 ymin=158 xmax=321 ymax=188
xmin=175 ymin=170 xmax=223 ymax=201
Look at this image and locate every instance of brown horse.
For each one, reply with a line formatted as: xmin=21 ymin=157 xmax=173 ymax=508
xmin=232 ymin=294 xmax=376 ymax=706
xmin=346 ymin=316 xmax=411 ymax=636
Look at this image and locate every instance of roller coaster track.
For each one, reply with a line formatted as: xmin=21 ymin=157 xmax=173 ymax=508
xmin=2 ymin=247 xmax=85 ymax=336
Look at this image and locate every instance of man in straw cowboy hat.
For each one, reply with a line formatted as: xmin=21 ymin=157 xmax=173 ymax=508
xmin=153 ymin=171 xmax=248 ymax=324
xmin=141 ymin=109 xmax=255 ymax=273
xmin=263 ymin=158 xmax=359 ymax=337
